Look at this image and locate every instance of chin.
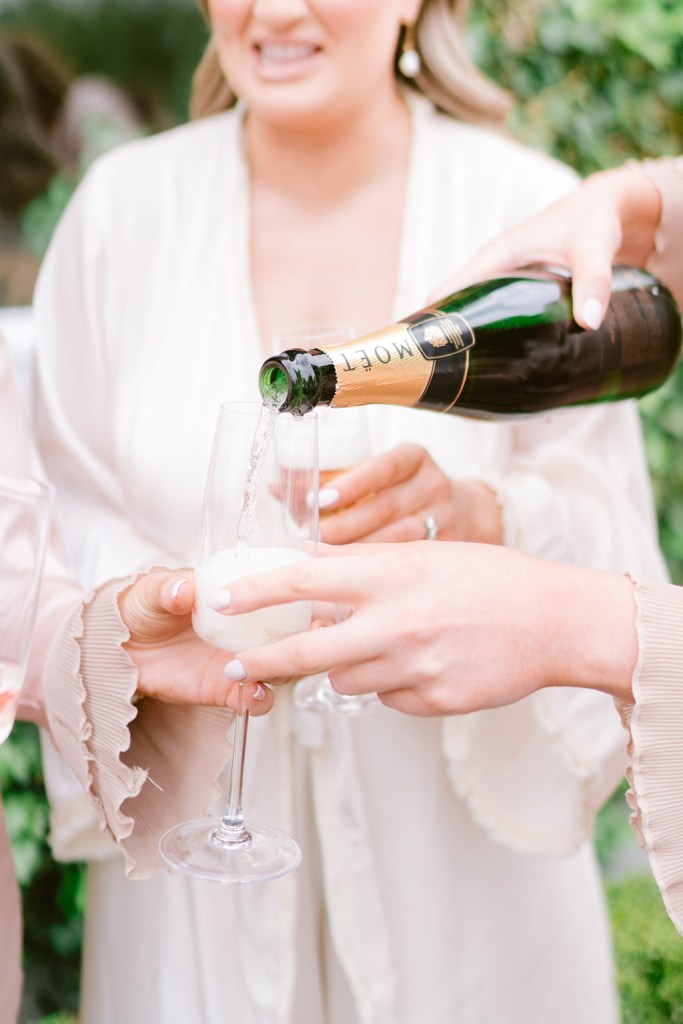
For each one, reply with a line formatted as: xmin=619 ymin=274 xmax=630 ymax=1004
xmin=248 ymin=91 xmax=344 ymax=132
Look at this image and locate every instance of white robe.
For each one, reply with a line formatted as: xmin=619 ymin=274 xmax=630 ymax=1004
xmin=33 ymin=93 xmax=667 ymax=1024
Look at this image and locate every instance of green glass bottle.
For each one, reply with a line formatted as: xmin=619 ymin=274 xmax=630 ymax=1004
xmin=259 ymin=266 xmax=682 ymax=419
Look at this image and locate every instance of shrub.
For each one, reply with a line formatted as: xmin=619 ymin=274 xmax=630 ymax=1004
xmin=607 ymin=873 xmax=683 ymax=1024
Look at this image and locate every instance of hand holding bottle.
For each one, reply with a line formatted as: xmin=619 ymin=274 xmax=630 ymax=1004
xmin=119 ymin=569 xmax=273 ymax=714
xmin=219 ymin=542 xmax=638 ymax=716
xmin=429 ymin=164 xmax=663 ymax=330
xmin=262 ymin=266 xmax=680 ymax=420
xmin=317 ymin=443 xmax=502 ymax=545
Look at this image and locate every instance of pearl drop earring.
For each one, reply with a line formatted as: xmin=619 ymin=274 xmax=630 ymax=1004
xmin=398 ymin=23 xmax=421 ymax=79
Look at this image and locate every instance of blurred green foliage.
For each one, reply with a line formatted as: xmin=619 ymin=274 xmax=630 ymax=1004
xmin=607 ymin=873 xmax=683 ymax=1024
xmin=31 ymin=1017 xmax=77 ymax=1024
xmin=0 ymin=724 xmax=85 ymax=1019
xmin=640 ymin=379 xmax=683 ymax=584
xmin=470 ymin=0 xmax=683 ymax=172
xmin=1 ymin=0 xmax=682 ymax=1020
xmin=594 ymin=778 xmax=635 ymax=874
xmin=0 ymin=0 xmax=209 ymax=125
xmin=21 ymin=173 xmax=78 ymax=261
xmin=469 ymin=0 xmax=683 ymax=584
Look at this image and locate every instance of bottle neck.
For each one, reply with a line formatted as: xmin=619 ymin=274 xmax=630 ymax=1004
xmin=260 ymin=349 xmax=336 ymax=414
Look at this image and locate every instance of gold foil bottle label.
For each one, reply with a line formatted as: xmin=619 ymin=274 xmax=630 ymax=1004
xmin=320 ymin=315 xmax=475 ymax=412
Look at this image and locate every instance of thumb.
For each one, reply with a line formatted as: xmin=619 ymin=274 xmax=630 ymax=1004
xmin=157 ymin=571 xmax=195 ymax=614
xmin=120 ymin=569 xmax=194 ymax=642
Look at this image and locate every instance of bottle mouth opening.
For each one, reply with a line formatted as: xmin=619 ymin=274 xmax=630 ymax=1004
xmin=259 ymin=363 xmax=290 ymax=409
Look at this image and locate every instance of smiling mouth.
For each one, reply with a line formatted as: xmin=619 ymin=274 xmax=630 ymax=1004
xmin=256 ymin=43 xmax=321 ymax=65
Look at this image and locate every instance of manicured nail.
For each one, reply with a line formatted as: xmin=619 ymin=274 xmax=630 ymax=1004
xmin=207 ymin=588 xmax=231 ymax=611
xmin=224 ymin=659 xmax=246 ymax=681
xmin=581 ymin=299 xmax=604 ymax=331
xmin=318 ymin=487 xmax=340 ymax=510
xmin=253 ymin=684 xmax=266 ymax=701
xmin=169 ymin=578 xmax=189 ymax=601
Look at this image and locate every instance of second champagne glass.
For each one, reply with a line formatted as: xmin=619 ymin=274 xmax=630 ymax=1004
xmin=273 ymin=325 xmax=378 ymax=716
xmin=159 ymin=401 xmax=318 ymax=883
xmin=0 ymin=473 xmax=54 ymax=745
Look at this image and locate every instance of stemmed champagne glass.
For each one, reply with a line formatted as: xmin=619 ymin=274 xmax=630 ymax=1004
xmin=273 ymin=325 xmax=378 ymax=716
xmin=0 ymin=473 xmax=54 ymax=745
xmin=159 ymin=401 xmax=318 ymax=883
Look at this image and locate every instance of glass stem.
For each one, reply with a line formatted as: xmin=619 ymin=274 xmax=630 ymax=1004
xmin=210 ymin=705 xmax=251 ymax=848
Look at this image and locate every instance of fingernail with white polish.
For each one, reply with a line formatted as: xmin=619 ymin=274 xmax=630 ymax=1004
xmin=253 ymin=684 xmax=266 ymax=701
xmin=224 ymin=659 xmax=246 ymax=681
xmin=207 ymin=589 xmax=231 ymax=611
xmin=581 ymin=299 xmax=604 ymax=331
xmin=318 ymin=488 xmax=340 ymax=510
xmin=169 ymin=578 xmax=189 ymax=601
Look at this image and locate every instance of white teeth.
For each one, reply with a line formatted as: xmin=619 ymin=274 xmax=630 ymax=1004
xmin=259 ymin=43 xmax=316 ymax=62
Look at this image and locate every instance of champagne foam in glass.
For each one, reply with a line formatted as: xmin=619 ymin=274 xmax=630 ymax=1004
xmin=194 ymin=546 xmax=312 ymax=651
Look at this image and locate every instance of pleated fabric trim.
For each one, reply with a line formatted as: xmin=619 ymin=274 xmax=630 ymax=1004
xmin=46 ymin=573 xmax=233 ymax=879
xmin=617 ymin=575 xmax=683 ymax=936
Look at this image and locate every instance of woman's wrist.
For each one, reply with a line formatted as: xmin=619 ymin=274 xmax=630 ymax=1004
xmin=589 ymin=164 xmax=662 ymax=266
xmin=544 ymin=563 xmax=638 ymax=701
xmin=453 ymin=480 xmax=504 ymax=544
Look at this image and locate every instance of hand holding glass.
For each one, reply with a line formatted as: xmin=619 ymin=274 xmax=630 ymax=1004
xmin=159 ymin=401 xmax=318 ymax=883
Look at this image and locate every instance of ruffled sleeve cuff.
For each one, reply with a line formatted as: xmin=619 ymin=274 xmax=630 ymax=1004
xmin=442 ymin=686 xmax=628 ymax=856
xmin=45 ymin=576 xmax=234 ymax=878
xmin=615 ymin=576 xmax=683 ymax=935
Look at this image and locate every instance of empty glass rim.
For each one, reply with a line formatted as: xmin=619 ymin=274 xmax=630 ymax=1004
xmin=272 ymin=323 xmax=354 ymax=346
xmin=0 ymin=472 xmax=55 ymax=504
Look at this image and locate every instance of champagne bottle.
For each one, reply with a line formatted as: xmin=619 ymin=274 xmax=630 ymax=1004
xmin=258 ymin=266 xmax=682 ymax=419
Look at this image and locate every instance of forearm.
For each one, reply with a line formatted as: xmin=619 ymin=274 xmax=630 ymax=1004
xmin=589 ymin=163 xmax=662 ymax=267
xmin=637 ymin=156 xmax=683 ymax=310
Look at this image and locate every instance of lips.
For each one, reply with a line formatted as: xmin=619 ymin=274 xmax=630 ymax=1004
xmin=253 ymin=39 xmax=324 ymax=80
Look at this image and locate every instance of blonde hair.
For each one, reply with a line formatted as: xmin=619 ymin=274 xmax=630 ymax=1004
xmin=190 ymin=0 xmax=511 ymax=127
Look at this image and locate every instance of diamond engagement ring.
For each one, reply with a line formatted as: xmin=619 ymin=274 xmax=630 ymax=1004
xmin=422 ymin=514 xmax=438 ymax=541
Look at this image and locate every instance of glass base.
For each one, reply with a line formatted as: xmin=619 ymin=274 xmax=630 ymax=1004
xmin=293 ymin=675 xmax=379 ymax=716
xmin=159 ymin=818 xmax=302 ymax=884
